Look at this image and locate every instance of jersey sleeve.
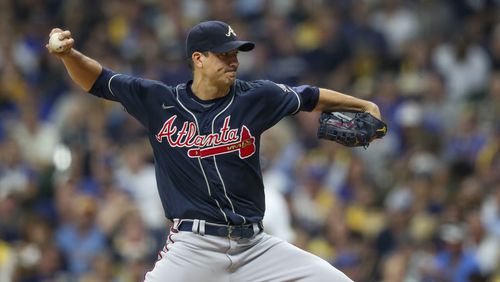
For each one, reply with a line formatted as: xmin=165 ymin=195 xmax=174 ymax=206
xmin=292 ymin=84 xmax=320 ymax=112
xmin=254 ymin=81 xmax=319 ymax=130
xmin=88 ymin=68 xmax=165 ymax=128
xmin=263 ymin=81 xmax=319 ymax=115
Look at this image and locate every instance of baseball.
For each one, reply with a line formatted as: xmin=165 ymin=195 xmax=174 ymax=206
xmin=49 ymin=33 xmax=65 ymax=53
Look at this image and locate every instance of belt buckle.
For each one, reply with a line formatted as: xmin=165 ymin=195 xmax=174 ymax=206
xmin=227 ymin=226 xmax=242 ymax=240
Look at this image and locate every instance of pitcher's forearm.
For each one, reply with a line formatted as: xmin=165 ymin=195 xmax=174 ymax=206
xmin=61 ymin=49 xmax=102 ymax=92
xmin=315 ymin=88 xmax=381 ymax=119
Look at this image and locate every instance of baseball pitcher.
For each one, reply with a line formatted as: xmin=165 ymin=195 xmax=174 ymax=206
xmin=46 ymin=21 xmax=385 ymax=282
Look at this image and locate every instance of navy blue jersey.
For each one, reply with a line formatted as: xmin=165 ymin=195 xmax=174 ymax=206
xmin=89 ymin=68 xmax=319 ymax=224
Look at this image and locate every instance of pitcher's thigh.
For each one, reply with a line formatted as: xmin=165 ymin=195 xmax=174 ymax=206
xmin=144 ymin=251 xmax=225 ymax=282
xmin=235 ymin=235 xmax=353 ymax=282
xmin=144 ymin=232 xmax=228 ymax=282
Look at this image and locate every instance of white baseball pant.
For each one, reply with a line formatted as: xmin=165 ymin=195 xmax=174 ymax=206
xmin=143 ymin=219 xmax=353 ymax=282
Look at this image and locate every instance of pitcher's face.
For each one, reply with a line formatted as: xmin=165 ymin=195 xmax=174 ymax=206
xmin=199 ymin=50 xmax=240 ymax=86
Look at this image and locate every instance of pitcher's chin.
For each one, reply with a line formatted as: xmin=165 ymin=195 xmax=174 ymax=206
xmin=224 ymin=73 xmax=237 ymax=84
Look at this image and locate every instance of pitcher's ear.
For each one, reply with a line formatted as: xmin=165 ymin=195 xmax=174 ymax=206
xmin=192 ymin=52 xmax=207 ymax=69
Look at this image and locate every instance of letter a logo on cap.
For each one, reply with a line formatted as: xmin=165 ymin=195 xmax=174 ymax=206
xmin=225 ymin=25 xmax=237 ymax=37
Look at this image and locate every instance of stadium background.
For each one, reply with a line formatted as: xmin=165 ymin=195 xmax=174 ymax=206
xmin=0 ymin=0 xmax=499 ymax=281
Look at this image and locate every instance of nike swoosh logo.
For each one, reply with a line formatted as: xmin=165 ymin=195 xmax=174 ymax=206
xmin=162 ymin=103 xmax=175 ymax=110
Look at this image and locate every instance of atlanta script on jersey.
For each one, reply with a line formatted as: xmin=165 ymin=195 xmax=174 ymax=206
xmin=89 ymin=68 xmax=319 ymax=225
xmin=156 ymin=115 xmax=256 ymax=159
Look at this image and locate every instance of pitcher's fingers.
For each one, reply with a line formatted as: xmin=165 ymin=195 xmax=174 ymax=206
xmin=64 ymin=38 xmax=75 ymax=49
xmin=59 ymin=30 xmax=72 ymax=40
xmin=49 ymin=28 xmax=64 ymax=37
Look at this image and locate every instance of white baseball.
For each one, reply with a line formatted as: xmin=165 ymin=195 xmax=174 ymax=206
xmin=49 ymin=33 xmax=65 ymax=53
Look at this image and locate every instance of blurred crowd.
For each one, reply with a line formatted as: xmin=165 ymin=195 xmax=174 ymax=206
xmin=1 ymin=0 xmax=500 ymax=281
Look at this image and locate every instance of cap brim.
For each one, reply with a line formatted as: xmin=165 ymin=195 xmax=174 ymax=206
xmin=211 ymin=41 xmax=255 ymax=53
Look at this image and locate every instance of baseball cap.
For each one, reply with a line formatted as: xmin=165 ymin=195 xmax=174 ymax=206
xmin=186 ymin=21 xmax=255 ymax=58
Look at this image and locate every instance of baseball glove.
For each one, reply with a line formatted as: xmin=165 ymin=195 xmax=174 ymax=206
xmin=317 ymin=112 xmax=387 ymax=148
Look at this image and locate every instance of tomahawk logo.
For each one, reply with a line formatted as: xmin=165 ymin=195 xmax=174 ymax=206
xmin=155 ymin=115 xmax=255 ymax=159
